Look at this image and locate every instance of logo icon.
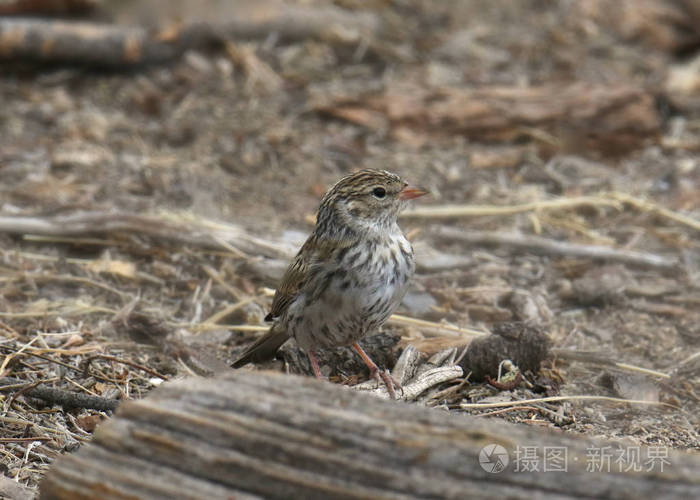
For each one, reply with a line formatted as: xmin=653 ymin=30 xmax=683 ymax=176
xmin=479 ymin=444 xmax=509 ymax=473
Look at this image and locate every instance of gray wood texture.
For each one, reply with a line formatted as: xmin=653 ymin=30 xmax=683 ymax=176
xmin=40 ymin=371 xmax=700 ymax=499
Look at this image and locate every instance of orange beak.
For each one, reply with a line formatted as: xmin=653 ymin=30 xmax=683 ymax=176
xmin=398 ymin=184 xmax=429 ymax=200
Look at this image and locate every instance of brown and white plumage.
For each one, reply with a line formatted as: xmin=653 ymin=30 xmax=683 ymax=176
xmin=232 ymin=169 xmax=427 ymax=396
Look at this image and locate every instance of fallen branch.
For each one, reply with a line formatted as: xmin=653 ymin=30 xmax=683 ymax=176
xmin=434 ymin=227 xmax=677 ymax=269
xmin=0 ymin=0 xmax=379 ymax=66
xmin=0 ymin=211 xmax=295 ymax=259
xmin=0 ymin=376 xmax=119 ymax=412
xmin=315 ymin=83 xmax=661 ymax=155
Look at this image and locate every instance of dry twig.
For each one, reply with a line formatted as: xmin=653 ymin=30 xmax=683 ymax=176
xmin=434 ymin=227 xmax=677 ymax=269
xmin=0 ymin=377 xmax=119 ymax=411
xmin=460 ymin=395 xmax=677 ymax=410
xmin=0 ymin=437 xmax=52 ymax=443
xmin=81 ymin=354 xmax=169 ymax=381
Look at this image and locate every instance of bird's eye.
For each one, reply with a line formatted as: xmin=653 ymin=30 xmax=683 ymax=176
xmin=372 ymin=187 xmax=386 ymax=198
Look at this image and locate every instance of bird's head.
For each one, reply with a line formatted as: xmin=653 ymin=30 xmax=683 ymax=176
xmin=317 ymin=169 xmax=428 ymax=235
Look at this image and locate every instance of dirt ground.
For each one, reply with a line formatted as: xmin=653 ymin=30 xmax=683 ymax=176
xmin=0 ymin=0 xmax=699 ymax=494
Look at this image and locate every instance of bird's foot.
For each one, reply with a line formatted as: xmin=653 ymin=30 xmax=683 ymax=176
xmin=369 ymin=367 xmax=402 ymax=400
xmin=352 ymin=342 xmax=401 ymax=399
xmin=307 ymin=350 xmax=325 ymax=379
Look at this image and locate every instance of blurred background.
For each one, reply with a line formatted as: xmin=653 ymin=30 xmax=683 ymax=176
xmin=0 ymin=0 xmax=698 ymax=493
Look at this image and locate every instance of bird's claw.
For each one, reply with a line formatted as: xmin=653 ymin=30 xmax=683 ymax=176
xmin=370 ymin=367 xmax=402 ymax=400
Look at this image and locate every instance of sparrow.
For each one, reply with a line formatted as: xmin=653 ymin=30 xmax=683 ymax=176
xmin=232 ymin=169 xmax=427 ymax=397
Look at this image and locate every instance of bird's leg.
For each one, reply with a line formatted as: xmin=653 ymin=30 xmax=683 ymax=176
xmin=352 ymin=342 xmax=400 ymax=399
xmin=307 ymin=350 xmax=324 ymax=379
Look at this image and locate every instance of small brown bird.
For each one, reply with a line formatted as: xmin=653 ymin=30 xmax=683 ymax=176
xmin=232 ymin=169 xmax=427 ymax=397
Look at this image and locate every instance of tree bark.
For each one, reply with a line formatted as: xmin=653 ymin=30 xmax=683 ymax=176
xmin=40 ymin=371 xmax=700 ymax=499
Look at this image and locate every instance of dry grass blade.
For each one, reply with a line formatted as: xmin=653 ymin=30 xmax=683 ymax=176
xmin=0 ymin=273 xmax=128 ymax=298
xmin=200 ymin=264 xmax=246 ymax=300
xmin=460 ymin=395 xmax=679 ymax=410
xmin=611 ymin=192 xmax=700 ymax=232
xmin=0 ymin=337 xmax=39 ymax=375
xmin=82 ymin=354 xmax=169 ymax=381
xmin=403 ymin=192 xmax=700 ymax=233
xmin=388 ymin=314 xmax=487 ymax=337
xmin=402 ymin=196 xmax=623 ymax=218
xmin=0 ymin=415 xmax=79 ymax=438
xmin=0 ymin=320 xmax=19 ymax=338
xmin=225 ymin=41 xmax=283 ymax=93
xmin=188 ymin=313 xmax=482 ymax=339
xmin=0 ymin=305 xmax=117 ymax=318
xmin=187 ymin=323 xmax=268 ymax=333
xmin=202 ymin=297 xmax=256 ymax=325
xmin=552 ymin=348 xmax=671 ymax=379
xmin=472 ymin=405 xmax=552 ymax=418
xmin=0 ymin=344 xmax=90 ymax=376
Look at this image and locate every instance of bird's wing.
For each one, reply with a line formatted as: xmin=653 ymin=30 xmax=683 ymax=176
xmin=266 ymin=248 xmax=308 ymax=321
xmin=266 ymin=234 xmax=354 ymax=321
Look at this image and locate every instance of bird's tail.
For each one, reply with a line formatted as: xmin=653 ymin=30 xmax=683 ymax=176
xmin=231 ymin=325 xmax=289 ymax=368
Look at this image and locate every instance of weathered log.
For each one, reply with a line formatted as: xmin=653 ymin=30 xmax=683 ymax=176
xmin=40 ymin=371 xmax=700 ymax=499
xmin=0 ymin=474 xmax=34 ymax=500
